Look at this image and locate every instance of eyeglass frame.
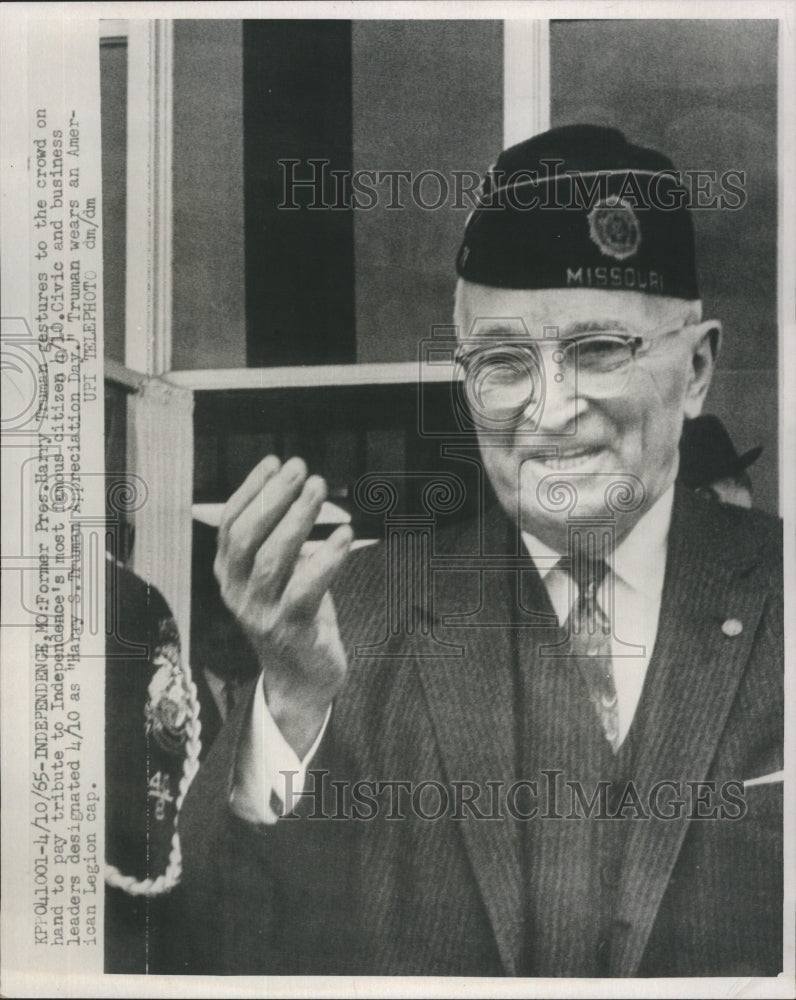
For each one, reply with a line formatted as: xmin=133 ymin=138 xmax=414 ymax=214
xmin=453 ymin=319 xmax=719 ymax=425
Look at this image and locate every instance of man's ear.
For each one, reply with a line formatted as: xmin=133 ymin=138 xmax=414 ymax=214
xmin=683 ymin=320 xmax=721 ymax=419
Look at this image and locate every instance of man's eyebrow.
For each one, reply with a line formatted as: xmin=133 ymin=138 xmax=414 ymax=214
xmin=560 ymin=319 xmax=633 ymax=337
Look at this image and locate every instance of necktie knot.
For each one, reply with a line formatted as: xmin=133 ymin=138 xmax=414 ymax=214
xmin=555 ymin=553 xmax=610 ymax=626
xmin=570 ymin=545 xmax=609 ymax=600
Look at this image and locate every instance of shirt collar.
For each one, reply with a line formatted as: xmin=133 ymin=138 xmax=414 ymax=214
xmin=521 ymin=483 xmax=674 ymax=600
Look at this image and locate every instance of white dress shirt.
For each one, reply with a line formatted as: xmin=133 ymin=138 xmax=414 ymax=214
xmin=232 ymin=485 xmax=675 ymax=825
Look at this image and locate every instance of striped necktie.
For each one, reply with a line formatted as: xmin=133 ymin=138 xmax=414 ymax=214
xmin=563 ymin=554 xmax=619 ymax=751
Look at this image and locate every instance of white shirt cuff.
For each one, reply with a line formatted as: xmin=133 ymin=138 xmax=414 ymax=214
xmin=231 ymin=672 xmax=332 ymax=825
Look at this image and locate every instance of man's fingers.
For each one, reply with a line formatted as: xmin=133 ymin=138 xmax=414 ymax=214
xmin=281 ymin=524 xmax=354 ymax=621
xmin=221 ymin=457 xmax=308 ymax=576
xmin=249 ymin=475 xmax=328 ymax=599
xmin=218 ymin=455 xmax=282 ymax=542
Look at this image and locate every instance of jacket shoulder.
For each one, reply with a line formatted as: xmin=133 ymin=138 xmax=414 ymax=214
xmin=672 ymin=487 xmax=782 ymax=601
xmin=696 ymin=493 xmax=781 ymax=565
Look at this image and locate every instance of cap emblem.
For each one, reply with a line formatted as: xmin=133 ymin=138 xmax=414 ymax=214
xmin=588 ymin=195 xmax=642 ymax=261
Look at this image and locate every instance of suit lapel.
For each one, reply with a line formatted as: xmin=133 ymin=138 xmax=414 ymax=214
xmin=612 ymin=487 xmax=769 ymax=975
xmin=414 ymin=507 xmax=548 ymax=976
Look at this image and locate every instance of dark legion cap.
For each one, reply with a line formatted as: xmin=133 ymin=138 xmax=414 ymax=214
xmin=456 ymin=124 xmax=699 ymax=299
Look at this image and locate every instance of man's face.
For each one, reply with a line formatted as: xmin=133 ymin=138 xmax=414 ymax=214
xmin=457 ymin=285 xmax=716 ymax=550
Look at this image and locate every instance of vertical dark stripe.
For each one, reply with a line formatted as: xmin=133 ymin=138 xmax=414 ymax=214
xmin=99 ymin=39 xmax=128 ymax=364
xmin=243 ymin=20 xmax=355 ymax=366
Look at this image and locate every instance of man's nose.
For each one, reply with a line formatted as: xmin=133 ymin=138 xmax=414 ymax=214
xmin=526 ymin=362 xmax=588 ymax=434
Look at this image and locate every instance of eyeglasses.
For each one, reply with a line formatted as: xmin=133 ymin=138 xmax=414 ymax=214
xmin=455 ymin=323 xmax=688 ymax=426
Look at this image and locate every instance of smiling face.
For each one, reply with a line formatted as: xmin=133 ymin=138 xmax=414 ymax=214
xmin=455 ymin=283 xmax=718 ymax=551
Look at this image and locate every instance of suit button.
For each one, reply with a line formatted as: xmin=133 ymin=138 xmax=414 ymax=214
xmin=596 ymin=937 xmax=610 ymax=975
xmin=600 ymin=863 xmax=614 ymax=887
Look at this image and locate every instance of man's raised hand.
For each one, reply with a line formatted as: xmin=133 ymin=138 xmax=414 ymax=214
xmin=214 ymin=455 xmax=353 ymax=757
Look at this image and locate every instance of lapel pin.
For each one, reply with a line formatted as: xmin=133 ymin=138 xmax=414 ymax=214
xmin=721 ymin=618 xmax=743 ymax=637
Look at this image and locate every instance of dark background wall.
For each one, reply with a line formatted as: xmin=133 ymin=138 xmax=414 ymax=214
xmin=99 ymin=38 xmax=127 ymax=364
xmin=352 ymin=20 xmax=503 ymax=362
xmin=550 ymin=19 xmax=779 ymax=514
xmin=165 ymin=19 xmax=503 ymax=370
xmin=172 ymin=20 xmax=246 ymax=370
xmin=243 ymin=21 xmax=355 ymax=367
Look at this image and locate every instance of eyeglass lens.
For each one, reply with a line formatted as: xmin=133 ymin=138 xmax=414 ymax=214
xmin=462 ymin=336 xmax=634 ymax=420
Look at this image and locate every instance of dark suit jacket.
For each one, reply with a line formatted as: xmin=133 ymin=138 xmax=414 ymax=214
xmin=177 ymin=485 xmax=783 ymax=977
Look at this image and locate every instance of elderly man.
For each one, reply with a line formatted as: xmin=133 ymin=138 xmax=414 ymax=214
xmin=177 ymin=125 xmax=783 ymax=978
